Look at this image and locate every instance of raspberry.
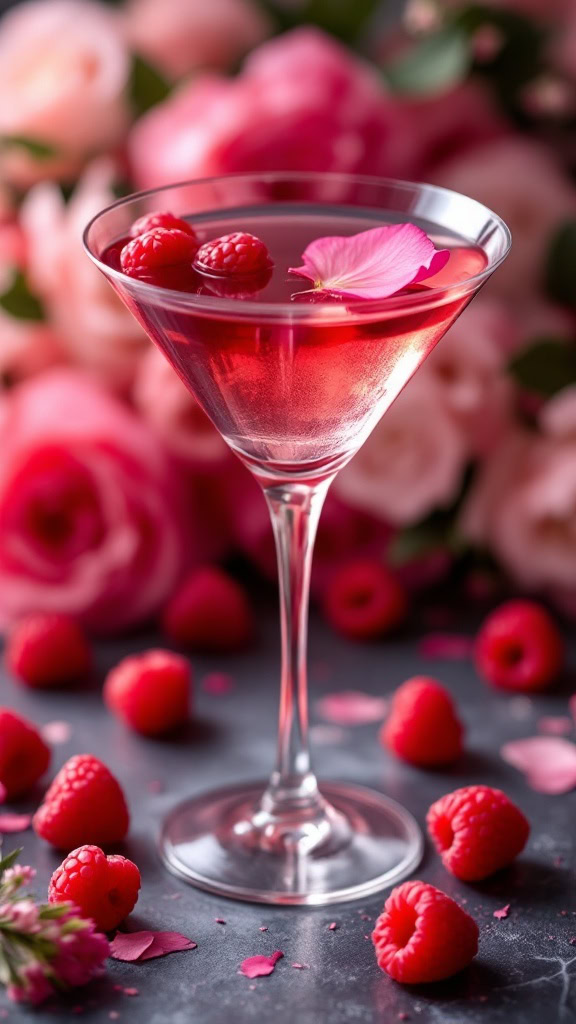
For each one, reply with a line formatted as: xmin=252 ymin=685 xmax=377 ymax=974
xmin=104 ymin=649 xmax=191 ymax=737
xmin=372 ymin=880 xmax=479 ymax=984
xmin=129 ymin=210 xmax=197 ymax=240
xmin=322 ymin=560 xmax=407 ymax=641
xmin=474 ymin=600 xmax=563 ymax=692
xmin=5 ymin=614 xmax=91 ymax=689
xmin=120 ymin=227 xmax=198 ymax=277
xmin=0 ymin=709 xmax=50 ymax=798
xmin=49 ymin=845 xmax=140 ymax=932
xmin=381 ymin=677 xmax=463 ymax=767
xmin=162 ymin=567 xmax=254 ymax=653
xmin=427 ymin=784 xmax=530 ymax=881
xmin=194 ymin=232 xmax=271 ymax=275
xmin=33 ymin=754 xmax=129 ymax=850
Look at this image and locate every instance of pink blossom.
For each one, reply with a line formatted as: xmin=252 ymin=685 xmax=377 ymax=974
xmin=7 ymin=964 xmax=54 ymax=1006
xmin=335 ymin=375 xmax=467 ymax=526
xmin=0 ymin=0 xmax=129 ymax=186
xmin=53 ymin=921 xmax=110 ymax=987
xmin=430 ymin=138 xmax=576 ymax=302
xmin=129 ymin=27 xmax=410 ymax=190
xmin=0 ymin=369 xmax=186 ymax=633
xmin=0 ymin=900 xmax=40 ymax=933
xmin=123 ymin=0 xmax=271 ymax=80
xmin=21 ymin=160 xmax=147 ymax=390
xmin=2 ymin=866 xmax=36 ymax=891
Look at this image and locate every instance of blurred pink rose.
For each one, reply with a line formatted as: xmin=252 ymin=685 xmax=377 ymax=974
xmin=21 ymin=161 xmax=148 ymax=390
xmin=0 ymin=369 xmax=186 ymax=633
xmin=426 ymin=299 xmax=516 ymax=454
xmin=335 ymin=376 xmax=467 ymax=526
xmin=430 ymin=138 xmax=576 ymax=302
xmin=123 ymin=0 xmax=271 ymax=80
xmin=129 ymin=27 xmax=410 ymax=189
xmin=133 ymin=347 xmax=228 ymax=466
xmin=0 ymin=0 xmax=129 ymax=186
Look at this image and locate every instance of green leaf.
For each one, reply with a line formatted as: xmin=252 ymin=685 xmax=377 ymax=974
xmin=509 ymin=339 xmax=576 ymax=398
xmin=0 ymin=850 xmax=22 ymax=878
xmin=545 ymin=220 xmax=576 ymax=311
xmin=129 ymin=54 xmax=171 ymax=117
xmin=385 ymin=27 xmax=471 ymax=96
xmin=0 ymin=270 xmax=44 ymax=322
xmin=0 ymin=135 xmax=58 ymax=160
xmin=257 ymin=0 xmax=378 ymax=39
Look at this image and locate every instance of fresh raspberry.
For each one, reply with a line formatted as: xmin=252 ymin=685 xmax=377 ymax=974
xmin=0 ymin=709 xmax=50 ymax=798
xmin=162 ymin=567 xmax=254 ymax=653
xmin=372 ymin=880 xmax=479 ymax=984
xmin=104 ymin=649 xmax=191 ymax=737
xmin=120 ymin=227 xmax=198 ymax=277
xmin=474 ymin=600 xmax=563 ymax=692
xmin=322 ymin=560 xmax=407 ymax=641
xmin=381 ymin=677 xmax=463 ymax=767
xmin=129 ymin=210 xmax=197 ymax=240
xmin=427 ymin=784 xmax=530 ymax=881
xmin=49 ymin=845 xmax=140 ymax=932
xmin=5 ymin=614 xmax=91 ymax=689
xmin=33 ymin=754 xmax=129 ymax=850
xmin=194 ymin=232 xmax=271 ymax=275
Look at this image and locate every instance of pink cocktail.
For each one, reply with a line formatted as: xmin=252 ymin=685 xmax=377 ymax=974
xmin=86 ymin=173 xmax=510 ymax=905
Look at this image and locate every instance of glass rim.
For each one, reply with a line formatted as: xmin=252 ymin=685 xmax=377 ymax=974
xmin=83 ymin=170 xmax=512 ymax=318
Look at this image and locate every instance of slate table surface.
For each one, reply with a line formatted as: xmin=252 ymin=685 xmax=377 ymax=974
xmin=0 ymin=602 xmax=574 ymax=1024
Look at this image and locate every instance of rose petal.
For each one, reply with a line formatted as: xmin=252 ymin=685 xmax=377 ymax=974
xmin=493 ymin=905 xmax=510 ymax=920
xmin=41 ymin=720 xmax=72 ymax=745
xmin=138 ymin=932 xmax=197 ymax=960
xmin=538 ymin=717 xmax=573 ymax=736
xmin=418 ymin=633 xmax=474 ymax=660
xmin=0 ymin=813 xmax=32 ymax=833
xmin=288 ymin=224 xmax=449 ymax=300
xmin=240 ymin=951 xmax=284 ymax=978
xmin=109 ymin=932 xmax=155 ymax=962
xmin=291 ymin=963 xmax=310 ymax=969
xmin=315 ymin=691 xmax=388 ymax=726
xmin=501 ymin=737 xmax=576 ymax=794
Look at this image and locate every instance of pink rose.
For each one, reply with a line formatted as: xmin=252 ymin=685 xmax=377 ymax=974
xmin=0 ymin=369 xmax=186 ymax=633
xmin=129 ymin=27 xmax=410 ymax=189
xmin=123 ymin=0 xmax=271 ymax=80
xmin=21 ymin=161 xmax=148 ymax=390
xmin=430 ymin=137 xmax=576 ymax=302
xmin=335 ymin=375 xmax=467 ymax=526
xmin=0 ymin=0 xmax=129 ymax=186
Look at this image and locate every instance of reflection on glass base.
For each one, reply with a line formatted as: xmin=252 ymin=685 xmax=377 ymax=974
xmin=159 ymin=780 xmax=423 ymax=906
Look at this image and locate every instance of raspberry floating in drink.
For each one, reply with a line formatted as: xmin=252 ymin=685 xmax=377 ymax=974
xmin=130 ymin=210 xmax=197 ymax=240
xmin=194 ymin=231 xmax=272 ymax=275
xmin=120 ymin=227 xmax=198 ymax=278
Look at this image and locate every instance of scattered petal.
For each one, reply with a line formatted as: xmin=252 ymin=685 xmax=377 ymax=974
xmin=259 ymin=926 xmax=268 ymax=932
xmin=501 ymin=736 xmax=576 ymax=794
xmin=240 ymin=951 xmax=284 ymax=978
xmin=417 ymin=633 xmax=473 ymax=660
xmin=493 ymin=905 xmax=510 ymax=920
xmin=309 ymin=724 xmax=346 ymax=745
xmin=538 ymin=717 xmax=573 ymax=736
xmin=215 ymin=918 xmax=226 ymax=925
xmin=291 ymin=963 xmax=309 ymax=969
xmin=0 ymin=813 xmax=32 ymax=833
xmin=41 ymin=720 xmax=72 ymax=745
xmin=202 ymin=672 xmax=235 ymax=695
xmin=315 ymin=691 xmax=388 ymax=726
xmin=138 ymin=932 xmax=197 ymax=960
xmin=328 ymin=922 xmax=338 ymax=931
xmin=288 ymin=224 xmax=449 ymax=300
xmin=109 ymin=932 xmax=155 ymax=962
xmin=123 ymin=988 xmax=139 ymax=997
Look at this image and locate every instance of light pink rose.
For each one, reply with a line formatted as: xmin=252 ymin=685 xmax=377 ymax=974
xmin=129 ymin=27 xmax=410 ymax=189
xmin=430 ymin=137 xmax=576 ymax=302
xmin=335 ymin=375 xmax=468 ymax=526
xmin=21 ymin=161 xmax=148 ymax=390
xmin=425 ymin=299 xmax=516 ymax=454
xmin=0 ymin=369 xmax=186 ymax=633
xmin=123 ymin=0 xmax=271 ymax=80
xmin=0 ymin=0 xmax=130 ymax=186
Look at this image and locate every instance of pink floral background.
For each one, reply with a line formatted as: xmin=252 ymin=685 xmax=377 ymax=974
xmin=0 ymin=0 xmax=575 ymax=632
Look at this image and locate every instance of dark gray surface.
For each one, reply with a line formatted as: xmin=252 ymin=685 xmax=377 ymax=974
xmin=0 ymin=605 xmax=575 ymax=1023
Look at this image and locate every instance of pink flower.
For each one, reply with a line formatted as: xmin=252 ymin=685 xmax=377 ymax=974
xmin=129 ymin=27 xmax=410 ymax=190
xmin=0 ymin=899 xmax=40 ymax=933
xmin=21 ymin=161 xmax=147 ymax=390
xmin=53 ymin=920 xmax=110 ymax=987
xmin=0 ymin=0 xmax=129 ymax=186
xmin=7 ymin=964 xmax=54 ymax=1006
xmin=123 ymin=0 xmax=271 ymax=80
xmin=430 ymin=138 xmax=576 ymax=302
xmin=0 ymin=369 xmax=186 ymax=633
xmin=335 ymin=375 xmax=467 ymax=526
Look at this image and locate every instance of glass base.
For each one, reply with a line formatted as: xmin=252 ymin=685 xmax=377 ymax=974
xmin=159 ymin=780 xmax=423 ymax=906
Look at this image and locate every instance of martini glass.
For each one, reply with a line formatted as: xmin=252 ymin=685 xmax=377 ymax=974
xmin=84 ymin=172 xmax=510 ymax=906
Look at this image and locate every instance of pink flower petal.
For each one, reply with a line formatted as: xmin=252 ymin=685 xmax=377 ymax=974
xmin=123 ymin=988 xmax=139 ymax=997
xmin=538 ymin=717 xmax=573 ymax=736
xmin=418 ymin=633 xmax=474 ymax=660
xmin=501 ymin=737 xmax=576 ymax=794
xmin=291 ymin=963 xmax=310 ymax=969
xmin=288 ymin=224 xmax=449 ymax=300
xmin=493 ymin=904 xmax=510 ymax=920
xmin=109 ymin=932 xmax=155 ymax=962
xmin=315 ymin=691 xmax=388 ymax=726
xmin=0 ymin=813 xmax=32 ymax=833
xmin=41 ymin=720 xmax=72 ymax=745
xmin=240 ymin=951 xmax=284 ymax=979
xmin=138 ymin=932 xmax=197 ymax=960
xmin=202 ymin=672 xmax=235 ymax=695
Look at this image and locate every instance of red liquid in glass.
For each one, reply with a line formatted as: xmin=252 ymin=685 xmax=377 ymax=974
xmin=103 ymin=210 xmax=486 ymax=476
